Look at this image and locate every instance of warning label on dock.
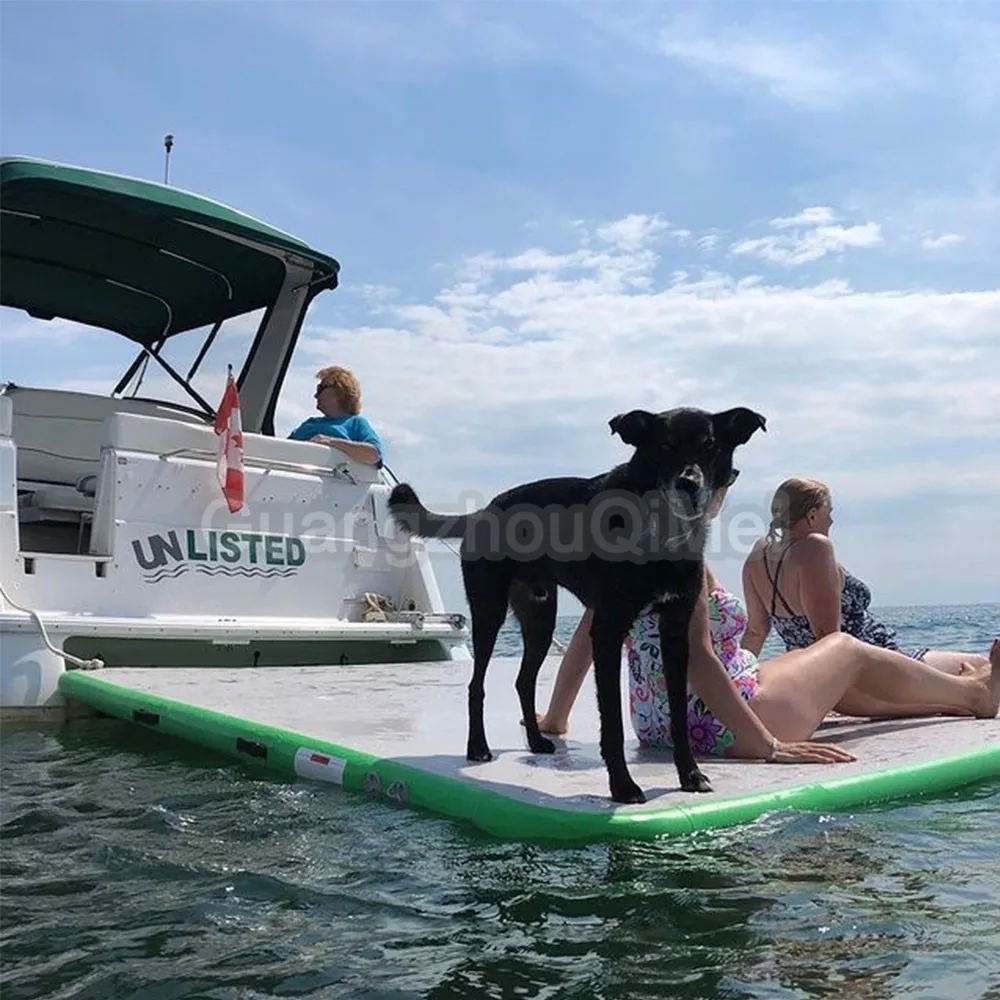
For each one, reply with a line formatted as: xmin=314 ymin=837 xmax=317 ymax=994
xmin=293 ymin=747 xmax=347 ymax=785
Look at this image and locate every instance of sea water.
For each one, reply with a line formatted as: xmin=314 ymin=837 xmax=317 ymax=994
xmin=1 ymin=604 xmax=998 ymax=1000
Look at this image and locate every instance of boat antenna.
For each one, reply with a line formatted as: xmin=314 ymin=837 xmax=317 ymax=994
xmin=163 ymin=134 xmax=174 ymax=185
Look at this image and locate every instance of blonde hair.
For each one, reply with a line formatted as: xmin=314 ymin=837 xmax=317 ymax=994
xmin=316 ymin=366 xmax=362 ymax=415
xmin=767 ymin=478 xmax=831 ymax=542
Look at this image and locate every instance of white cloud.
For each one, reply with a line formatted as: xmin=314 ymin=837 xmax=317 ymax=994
xmin=355 ymin=284 xmax=398 ymax=304
xmin=12 ymin=213 xmax=999 ymax=603
xmin=818 ymin=459 xmax=1000 ymax=503
xmin=0 ymin=308 xmax=263 ymax=345
xmin=770 ymin=206 xmax=839 ymax=229
xmin=285 ymin=218 xmax=998 ymax=518
xmin=1 ymin=316 xmax=97 ymax=345
xmin=920 ymin=232 xmax=966 ymax=251
xmin=730 ymin=223 xmax=883 ymax=266
xmin=836 ymin=499 xmax=1000 ymax=609
xmin=596 ymin=213 xmax=669 ymax=251
xmin=728 ymin=206 xmax=883 ymax=266
xmin=658 ymin=35 xmax=855 ymax=108
xmin=284 ymin=214 xmax=1000 ymax=606
xmin=648 ymin=21 xmax=932 ymax=112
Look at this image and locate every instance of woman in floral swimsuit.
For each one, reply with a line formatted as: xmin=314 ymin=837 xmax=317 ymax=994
xmin=626 ymin=580 xmax=760 ymax=756
xmin=536 ymin=478 xmax=1000 ymax=762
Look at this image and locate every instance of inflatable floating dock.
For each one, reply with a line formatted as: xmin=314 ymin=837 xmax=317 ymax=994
xmin=59 ymin=658 xmax=1000 ymax=843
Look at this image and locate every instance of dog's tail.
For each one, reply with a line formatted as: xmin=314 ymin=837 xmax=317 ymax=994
xmin=388 ymin=483 xmax=472 ymax=539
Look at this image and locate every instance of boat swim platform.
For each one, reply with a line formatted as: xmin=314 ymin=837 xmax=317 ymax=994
xmin=59 ymin=658 xmax=1000 ymax=843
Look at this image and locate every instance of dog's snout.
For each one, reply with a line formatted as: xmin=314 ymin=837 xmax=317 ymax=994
xmin=676 ymin=466 xmax=704 ymax=493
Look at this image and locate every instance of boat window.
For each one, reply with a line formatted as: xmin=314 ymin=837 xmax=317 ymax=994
xmin=117 ymin=307 xmax=265 ymax=412
xmin=0 ymin=304 xmax=264 ymax=417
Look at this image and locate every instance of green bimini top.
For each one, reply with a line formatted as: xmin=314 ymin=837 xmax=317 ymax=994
xmin=0 ymin=156 xmax=340 ymax=346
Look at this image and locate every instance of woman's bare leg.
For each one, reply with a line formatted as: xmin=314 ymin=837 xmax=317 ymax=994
xmin=751 ymin=634 xmax=1000 ymax=742
xmin=920 ymin=649 xmax=990 ymax=676
xmin=845 ymin=638 xmax=999 ymax=717
xmin=536 ymin=608 xmax=594 ymax=735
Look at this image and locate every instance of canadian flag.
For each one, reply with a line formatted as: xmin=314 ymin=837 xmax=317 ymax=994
xmin=214 ymin=367 xmax=245 ymax=514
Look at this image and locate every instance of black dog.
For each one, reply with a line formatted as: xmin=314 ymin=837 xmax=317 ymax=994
xmin=388 ymin=406 xmax=766 ymax=804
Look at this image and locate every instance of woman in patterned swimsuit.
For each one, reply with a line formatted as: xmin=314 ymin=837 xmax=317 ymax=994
xmin=741 ymin=478 xmax=991 ymax=675
xmin=536 ymin=477 xmax=1000 ymax=761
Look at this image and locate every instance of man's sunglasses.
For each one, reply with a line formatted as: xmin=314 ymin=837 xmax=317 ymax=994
xmin=725 ymin=469 xmax=741 ymax=488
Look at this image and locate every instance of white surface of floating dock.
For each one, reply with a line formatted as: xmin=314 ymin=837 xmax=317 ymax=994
xmin=60 ymin=657 xmax=1000 ymax=842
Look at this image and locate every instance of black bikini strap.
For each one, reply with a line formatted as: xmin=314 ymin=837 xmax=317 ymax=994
xmin=763 ymin=542 xmax=798 ymax=619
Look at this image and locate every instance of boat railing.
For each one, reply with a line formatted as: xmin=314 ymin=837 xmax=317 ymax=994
xmin=156 ymin=446 xmax=359 ymax=484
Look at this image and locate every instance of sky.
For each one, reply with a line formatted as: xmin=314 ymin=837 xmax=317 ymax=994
xmin=1 ymin=1 xmax=998 ymax=612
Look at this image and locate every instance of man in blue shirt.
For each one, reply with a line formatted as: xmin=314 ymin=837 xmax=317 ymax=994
xmin=288 ymin=366 xmax=384 ymax=467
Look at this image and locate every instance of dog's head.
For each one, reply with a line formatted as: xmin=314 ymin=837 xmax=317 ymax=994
xmin=609 ymin=405 xmax=766 ymax=513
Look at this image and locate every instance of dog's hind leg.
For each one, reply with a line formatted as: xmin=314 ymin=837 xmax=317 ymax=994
xmin=658 ymin=605 xmax=712 ymax=793
xmin=509 ymin=581 xmax=557 ymax=755
xmin=590 ymin=608 xmax=646 ymax=805
xmin=463 ymin=561 xmax=509 ymax=763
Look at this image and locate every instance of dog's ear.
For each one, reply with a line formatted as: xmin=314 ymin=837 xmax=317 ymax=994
xmin=609 ymin=409 xmax=655 ymax=447
xmin=712 ymin=407 xmax=767 ymax=447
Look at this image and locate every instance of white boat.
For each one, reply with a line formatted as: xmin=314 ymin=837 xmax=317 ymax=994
xmin=0 ymin=157 xmax=470 ymax=720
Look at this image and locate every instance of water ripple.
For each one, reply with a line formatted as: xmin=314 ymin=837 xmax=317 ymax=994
xmin=4 ymin=604 xmax=1000 ymax=1000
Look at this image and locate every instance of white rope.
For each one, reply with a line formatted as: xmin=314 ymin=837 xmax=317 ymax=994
xmin=439 ymin=539 xmax=570 ymax=654
xmin=0 ymin=580 xmax=104 ymax=671
xmin=389 ymin=484 xmax=570 ymax=657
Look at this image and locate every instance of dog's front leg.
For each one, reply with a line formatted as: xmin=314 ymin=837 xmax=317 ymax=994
xmin=591 ymin=612 xmax=645 ymax=804
xmin=657 ymin=605 xmax=712 ymax=793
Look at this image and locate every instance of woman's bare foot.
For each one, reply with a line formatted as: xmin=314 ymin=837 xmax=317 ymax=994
xmin=535 ymin=713 xmax=568 ymax=736
xmin=967 ymin=653 xmax=992 ymax=676
xmin=989 ymin=639 xmax=1000 ymax=713
xmin=974 ymin=639 xmax=1000 ymax=718
xmin=958 ymin=658 xmax=989 ymax=677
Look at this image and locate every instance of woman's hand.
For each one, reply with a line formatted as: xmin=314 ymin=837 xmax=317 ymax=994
xmin=309 ymin=434 xmax=380 ymax=466
xmin=768 ymin=739 xmax=856 ymax=764
xmin=310 ymin=434 xmax=341 ymax=447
